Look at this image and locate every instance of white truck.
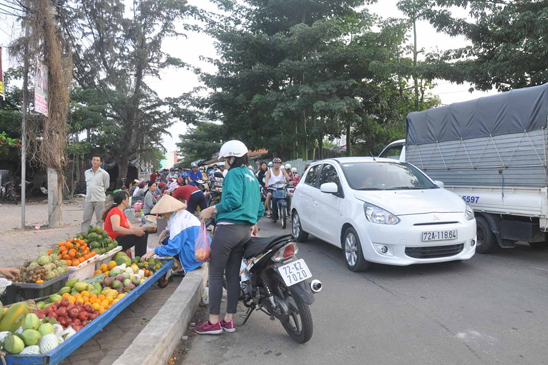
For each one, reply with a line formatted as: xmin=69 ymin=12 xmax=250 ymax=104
xmin=380 ymin=83 xmax=548 ymax=253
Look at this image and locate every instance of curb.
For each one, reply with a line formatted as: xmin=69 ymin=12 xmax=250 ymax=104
xmin=111 ymin=263 xmax=209 ymax=365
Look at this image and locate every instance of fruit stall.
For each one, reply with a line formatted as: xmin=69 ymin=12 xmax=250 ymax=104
xmin=0 ymin=226 xmax=174 ymax=365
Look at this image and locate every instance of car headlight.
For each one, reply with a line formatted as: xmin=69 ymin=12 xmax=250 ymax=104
xmin=465 ymin=204 xmax=474 ymax=220
xmin=363 ymin=203 xmax=400 ymax=225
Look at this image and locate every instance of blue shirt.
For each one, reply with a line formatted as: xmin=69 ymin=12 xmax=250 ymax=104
xmin=188 ymin=170 xmax=203 ymax=186
xmin=154 ymin=210 xmax=206 ymax=272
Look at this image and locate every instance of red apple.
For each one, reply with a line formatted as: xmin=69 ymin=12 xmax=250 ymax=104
xmin=56 ymin=307 xmax=67 ymax=317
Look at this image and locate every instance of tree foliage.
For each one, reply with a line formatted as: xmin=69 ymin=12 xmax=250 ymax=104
xmin=58 ymin=0 xmax=197 ymax=184
xmin=176 ymin=122 xmax=224 ymax=166
xmin=420 ymin=0 xmax=548 ymax=91
xmin=185 ymin=0 xmax=440 ymax=159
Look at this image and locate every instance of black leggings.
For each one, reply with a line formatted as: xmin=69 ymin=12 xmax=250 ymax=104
xmin=187 ymin=191 xmax=208 ymax=214
xmin=116 ymin=233 xmax=148 ymax=257
xmin=209 ymin=224 xmax=251 ymax=315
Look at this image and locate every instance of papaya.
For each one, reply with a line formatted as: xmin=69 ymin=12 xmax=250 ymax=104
xmin=0 ymin=302 xmax=29 ymax=332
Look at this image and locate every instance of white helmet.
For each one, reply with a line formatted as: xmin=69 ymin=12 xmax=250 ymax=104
xmin=219 ymin=140 xmax=248 ymax=158
xmin=291 ymin=167 xmax=297 ymax=173
xmin=285 ymin=163 xmax=291 ymax=170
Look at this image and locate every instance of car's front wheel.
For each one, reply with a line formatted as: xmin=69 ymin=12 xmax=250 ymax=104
xmin=291 ymin=210 xmax=309 ymax=242
xmin=343 ymin=227 xmax=369 ymax=272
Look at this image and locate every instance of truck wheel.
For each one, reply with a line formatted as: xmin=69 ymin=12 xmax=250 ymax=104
xmin=528 ymin=242 xmax=548 ymax=250
xmin=475 ymin=216 xmax=497 ymax=254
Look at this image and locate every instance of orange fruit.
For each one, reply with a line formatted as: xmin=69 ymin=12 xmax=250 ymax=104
xmin=76 ymin=298 xmax=84 ymax=304
xmin=104 ymin=271 xmax=109 ymax=277
xmin=112 ymin=299 xmax=120 ymax=305
xmin=94 ymin=270 xmax=102 ymax=276
xmin=62 ymin=293 xmax=71 ymax=299
xmin=101 ymin=299 xmax=109 ymax=307
xmin=92 ymin=303 xmax=101 ymax=311
xmin=82 ymin=296 xmax=90 ymax=303
xmin=100 ymin=264 xmax=108 ymax=272
xmin=67 ymin=296 xmax=76 ymax=304
xmin=90 ymin=293 xmax=98 ymax=300
xmin=108 ymin=261 xmax=117 ymax=270
xmin=106 ymin=297 xmax=113 ymax=304
xmin=98 ymin=295 xmax=106 ymax=301
xmin=81 ymin=291 xmax=90 ymax=297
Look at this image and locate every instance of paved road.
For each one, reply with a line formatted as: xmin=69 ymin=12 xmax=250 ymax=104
xmin=184 ymin=218 xmax=548 ymax=365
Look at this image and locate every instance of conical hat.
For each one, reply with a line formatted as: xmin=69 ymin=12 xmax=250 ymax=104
xmin=151 ymin=195 xmax=187 ymax=215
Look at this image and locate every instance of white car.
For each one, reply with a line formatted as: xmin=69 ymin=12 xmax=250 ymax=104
xmin=291 ymin=157 xmax=476 ymax=271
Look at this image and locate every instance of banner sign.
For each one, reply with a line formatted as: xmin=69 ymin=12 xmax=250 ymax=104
xmin=0 ymin=46 xmax=4 ymax=100
xmin=34 ymin=59 xmax=48 ymax=116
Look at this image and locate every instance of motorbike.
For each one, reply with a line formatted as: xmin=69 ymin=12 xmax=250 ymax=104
xmin=2 ymin=181 xmax=17 ymax=204
xmin=269 ymin=181 xmax=290 ymax=229
xmin=207 ymin=171 xmax=224 ymax=207
xmin=31 ymin=181 xmax=48 ymax=196
xmin=233 ymin=234 xmax=321 ymax=343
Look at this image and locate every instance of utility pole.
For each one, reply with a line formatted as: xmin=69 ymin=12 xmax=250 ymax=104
xmin=413 ymin=15 xmax=419 ymax=111
xmin=21 ymin=23 xmax=30 ymax=229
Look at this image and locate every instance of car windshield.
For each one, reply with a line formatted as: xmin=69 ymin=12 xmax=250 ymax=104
xmin=340 ymin=161 xmax=437 ymax=191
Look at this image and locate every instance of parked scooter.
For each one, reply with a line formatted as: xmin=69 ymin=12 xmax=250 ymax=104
xmin=31 ymin=181 xmax=48 ymax=196
xmin=2 ymin=181 xmax=17 ymax=204
xmin=207 ymin=219 xmax=321 ymax=344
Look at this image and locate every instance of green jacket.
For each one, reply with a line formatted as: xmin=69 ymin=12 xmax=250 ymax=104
xmin=216 ymin=166 xmax=265 ymax=225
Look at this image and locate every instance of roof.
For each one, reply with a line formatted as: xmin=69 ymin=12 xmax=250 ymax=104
xmin=319 ymin=157 xmax=401 ymax=164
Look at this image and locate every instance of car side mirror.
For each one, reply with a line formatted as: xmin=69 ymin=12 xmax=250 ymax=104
xmin=320 ymin=182 xmax=339 ymax=195
xmin=434 ymin=180 xmax=445 ymax=189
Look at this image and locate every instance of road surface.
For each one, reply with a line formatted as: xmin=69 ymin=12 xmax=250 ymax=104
xmin=183 ymin=218 xmax=548 ymax=365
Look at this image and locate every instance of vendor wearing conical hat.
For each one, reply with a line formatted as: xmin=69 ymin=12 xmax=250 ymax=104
xmin=140 ymin=195 xmax=205 ymax=273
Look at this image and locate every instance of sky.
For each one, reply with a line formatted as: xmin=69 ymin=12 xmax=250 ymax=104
xmin=0 ymin=0 xmax=498 ymax=154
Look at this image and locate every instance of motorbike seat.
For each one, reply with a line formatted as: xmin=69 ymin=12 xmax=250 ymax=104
xmin=244 ymin=234 xmax=293 ymax=259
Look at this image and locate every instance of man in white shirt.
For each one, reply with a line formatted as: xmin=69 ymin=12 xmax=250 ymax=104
xmin=81 ymin=156 xmax=110 ymax=232
xmin=219 ymin=163 xmax=228 ymax=177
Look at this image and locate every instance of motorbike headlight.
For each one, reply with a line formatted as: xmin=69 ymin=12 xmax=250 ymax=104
xmin=465 ymin=204 xmax=474 ymax=220
xmin=363 ymin=203 xmax=400 ymax=225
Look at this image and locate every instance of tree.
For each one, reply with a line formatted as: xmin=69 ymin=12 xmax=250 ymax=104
xmin=176 ymin=122 xmax=224 ymax=166
xmin=58 ymin=0 xmax=197 ymax=186
xmin=420 ymin=0 xmax=548 ymax=91
xmin=195 ymin=0 xmax=420 ymax=160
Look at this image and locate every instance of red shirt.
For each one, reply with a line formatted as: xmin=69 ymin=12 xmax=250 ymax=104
xmin=150 ymin=173 xmax=159 ymax=182
xmin=172 ymin=185 xmax=199 ymax=203
xmin=104 ymin=207 xmax=130 ymax=239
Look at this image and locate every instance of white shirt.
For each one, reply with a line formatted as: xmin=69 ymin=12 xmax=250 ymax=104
xmin=85 ymin=167 xmax=110 ymax=202
xmin=222 ymin=169 xmax=228 ymax=177
xmin=268 ymin=168 xmax=284 ymax=187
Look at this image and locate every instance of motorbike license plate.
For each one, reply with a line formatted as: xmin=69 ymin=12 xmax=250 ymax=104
xmin=422 ymin=230 xmax=458 ymax=242
xmin=278 ymin=259 xmax=312 ymax=287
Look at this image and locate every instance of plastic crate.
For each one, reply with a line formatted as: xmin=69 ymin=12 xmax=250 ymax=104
xmin=94 ymin=246 xmax=123 ymax=270
xmin=4 ymin=272 xmax=70 ymax=305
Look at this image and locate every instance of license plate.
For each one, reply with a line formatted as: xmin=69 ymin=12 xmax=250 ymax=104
xmin=278 ymin=259 xmax=312 ymax=287
xmin=422 ymin=230 xmax=458 ymax=242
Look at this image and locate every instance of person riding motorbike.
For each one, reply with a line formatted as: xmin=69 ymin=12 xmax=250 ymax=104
xmin=256 ymin=162 xmax=268 ymax=187
xmin=264 ymin=158 xmax=291 ymax=219
xmin=291 ymin=167 xmax=300 ymax=184
xmin=188 ymin=162 xmax=203 ymax=187
xmin=219 ymin=162 xmax=228 ymax=178
xmin=197 ymin=140 xmax=264 ymax=335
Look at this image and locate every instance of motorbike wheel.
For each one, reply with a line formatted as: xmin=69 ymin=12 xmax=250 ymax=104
xmin=10 ymin=190 xmax=17 ymax=204
xmin=273 ymin=275 xmax=313 ymax=344
xmin=281 ymin=207 xmax=287 ymax=229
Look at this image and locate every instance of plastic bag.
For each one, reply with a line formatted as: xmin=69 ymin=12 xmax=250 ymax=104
xmin=195 ymin=222 xmax=211 ymax=262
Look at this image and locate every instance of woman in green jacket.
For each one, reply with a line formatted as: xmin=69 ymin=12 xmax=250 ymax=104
xmin=196 ymin=140 xmax=264 ymax=335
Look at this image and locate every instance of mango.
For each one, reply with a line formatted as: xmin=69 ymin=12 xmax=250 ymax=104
xmin=58 ymin=287 xmax=71 ymax=295
xmin=74 ymin=282 xmax=88 ymax=292
xmin=48 ymin=294 xmax=62 ymax=303
xmin=65 ymin=278 xmax=79 ymax=288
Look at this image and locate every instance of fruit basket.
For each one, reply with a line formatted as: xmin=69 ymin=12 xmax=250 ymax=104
xmin=4 ymin=272 xmax=71 ymax=305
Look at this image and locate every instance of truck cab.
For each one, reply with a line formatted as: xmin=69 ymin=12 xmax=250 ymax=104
xmin=379 ymin=139 xmax=405 ymax=161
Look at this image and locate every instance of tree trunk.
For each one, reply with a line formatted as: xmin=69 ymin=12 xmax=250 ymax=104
xmin=302 ymin=110 xmax=308 ymax=160
xmin=117 ymin=159 xmax=129 ymax=189
xmin=346 ymin=122 xmax=352 ymax=156
xmin=47 ymin=168 xmax=63 ymax=227
xmin=413 ymin=16 xmax=419 ymax=111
